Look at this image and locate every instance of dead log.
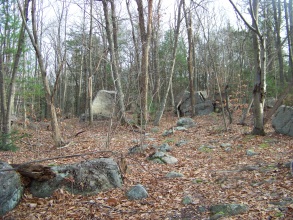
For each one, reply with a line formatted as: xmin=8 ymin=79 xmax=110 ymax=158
xmin=11 ymin=164 xmax=56 ymax=182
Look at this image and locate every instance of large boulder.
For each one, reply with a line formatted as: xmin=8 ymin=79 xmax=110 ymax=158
xmin=0 ymin=161 xmax=24 ymax=216
xmin=30 ymin=158 xmax=123 ymax=197
xmin=80 ymin=90 xmax=116 ymax=121
xmin=272 ymin=105 xmax=293 ymax=137
xmin=175 ymin=90 xmax=213 ymax=116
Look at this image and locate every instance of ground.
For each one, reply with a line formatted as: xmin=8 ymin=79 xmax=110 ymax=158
xmin=1 ymin=110 xmax=293 ymax=219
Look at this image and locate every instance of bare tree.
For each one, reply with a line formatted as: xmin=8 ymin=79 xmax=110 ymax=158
xmin=154 ymin=0 xmax=183 ymax=126
xmin=229 ymin=0 xmax=266 ymax=135
xmin=18 ymin=0 xmax=65 ymax=147
xmin=135 ymin=0 xmax=153 ymax=126
xmin=151 ymin=0 xmax=162 ymax=106
xmin=272 ymin=0 xmax=284 ymax=84
xmin=89 ymin=0 xmax=94 ymax=124
xmin=0 ymin=0 xmax=29 ymax=149
xmin=101 ymin=0 xmax=127 ymax=124
xmin=284 ymin=0 xmax=293 ymax=78
xmin=183 ymin=0 xmax=196 ymax=117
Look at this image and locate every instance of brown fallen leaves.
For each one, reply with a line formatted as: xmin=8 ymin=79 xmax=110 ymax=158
xmin=1 ymin=111 xmax=293 ymax=219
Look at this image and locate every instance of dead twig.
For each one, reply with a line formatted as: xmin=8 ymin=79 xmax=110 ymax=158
xmin=74 ymin=130 xmax=86 ymax=137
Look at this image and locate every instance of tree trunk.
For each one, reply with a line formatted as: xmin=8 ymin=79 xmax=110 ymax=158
xmin=136 ymin=0 xmax=153 ymax=126
xmin=228 ymin=0 xmax=266 ymax=135
xmin=251 ymin=0 xmax=266 ymax=136
xmin=154 ymin=0 xmax=183 ymax=126
xmin=102 ymin=0 xmax=127 ymax=124
xmin=183 ymin=1 xmax=195 ymax=117
xmin=18 ymin=0 xmax=64 ymax=147
xmin=284 ymin=0 xmax=293 ymax=78
xmin=152 ymin=0 xmax=161 ymax=106
xmin=272 ymin=0 xmax=284 ymax=84
xmin=126 ymin=0 xmax=140 ymax=70
xmin=1 ymin=0 xmax=29 ymax=148
xmin=88 ymin=0 xmax=93 ymax=125
xmin=0 ymin=51 xmax=5 ymax=135
xmin=289 ymin=0 xmax=293 ymax=79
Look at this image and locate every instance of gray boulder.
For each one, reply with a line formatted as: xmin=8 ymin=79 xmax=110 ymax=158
xmin=210 ymin=203 xmax=249 ymax=219
xmin=246 ymin=149 xmax=258 ymax=156
xmin=175 ymin=90 xmax=214 ymax=116
xmin=158 ymin=143 xmax=172 ymax=152
xmin=272 ymin=105 xmax=293 ymax=137
xmin=30 ymin=158 xmax=122 ymax=197
xmin=182 ymin=195 xmax=193 ymax=205
xmin=0 ymin=161 xmax=24 ymax=216
xmin=166 ymin=171 xmax=184 ymax=178
xmin=128 ymin=144 xmax=148 ymax=154
xmin=162 ymin=129 xmax=174 ymax=136
xmin=175 ymin=140 xmax=189 ymax=147
xmin=177 ymin=117 xmax=196 ymax=128
xmin=148 ymin=151 xmax=178 ymax=164
xmin=80 ymin=90 xmax=116 ymax=121
xmin=126 ymin=184 xmax=148 ymax=200
xmin=175 ymin=126 xmax=187 ymax=131
xmin=194 ymin=100 xmax=214 ymax=115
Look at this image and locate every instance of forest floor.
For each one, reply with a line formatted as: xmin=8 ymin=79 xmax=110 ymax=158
xmin=1 ymin=109 xmax=293 ymax=220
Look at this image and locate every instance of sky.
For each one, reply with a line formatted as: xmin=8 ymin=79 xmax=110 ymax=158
xmin=42 ymin=0 xmax=247 ymax=30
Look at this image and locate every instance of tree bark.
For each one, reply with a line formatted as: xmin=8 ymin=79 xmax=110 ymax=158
xmin=1 ymin=0 xmax=29 ymax=148
xmin=183 ymin=0 xmax=195 ymax=117
xmin=284 ymin=0 xmax=293 ymax=78
xmin=251 ymin=0 xmax=266 ymax=136
xmin=152 ymin=0 xmax=161 ymax=105
xmin=18 ymin=0 xmax=65 ymax=147
xmin=102 ymin=0 xmax=127 ymax=124
xmin=126 ymin=0 xmax=140 ymax=70
xmin=228 ymin=0 xmax=266 ymax=135
xmin=89 ymin=0 xmax=94 ymax=125
xmin=154 ymin=0 xmax=183 ymax=126
xmin=136 ymin=0 xmax=153 ymax=126
xmin=272 ymin=0 xmax=284 ymax=84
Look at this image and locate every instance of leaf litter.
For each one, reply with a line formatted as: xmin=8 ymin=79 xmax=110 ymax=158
xmin=1 ymin=110 xmax=293 ymax=219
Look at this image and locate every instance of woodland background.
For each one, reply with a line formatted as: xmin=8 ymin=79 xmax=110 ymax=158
xmin=1 ymin=0 xmax=293 ymax=149
xmin=1 ymin=0 xmax=293 ymax=219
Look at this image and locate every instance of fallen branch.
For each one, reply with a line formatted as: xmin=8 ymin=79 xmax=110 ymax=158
xmin=11 ymin=163 xmax=56 ymax=182
xmin=0 ymin=150 xmax=116 ymax=172
xmin=74 ymin=130 xmax=86 ymax=137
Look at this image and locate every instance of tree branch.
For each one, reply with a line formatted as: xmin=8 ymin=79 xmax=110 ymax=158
xmin=228 ymin=0 xmax=257 ymax=34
